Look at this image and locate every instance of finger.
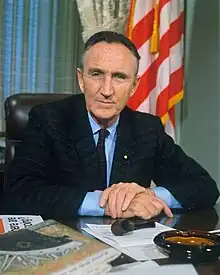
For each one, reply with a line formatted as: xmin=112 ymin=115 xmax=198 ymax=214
xmin=108 ymin=183 xmax=129 ymax=217
xmin=121 ymin=190 xmax=137 ymax=212
xmin=115 ymin=188 xmax=128 ymax=217
xmin=163 ymin=205 xmax=173 ymax=218
xmin=99 ymin=186 xmax=114 ymax=207
xmin=151 ymin=199 xmax=165 ymax=216
xmin=121 ymin=209 xmax=134 ymax=219
xmin=122 ymin=184 xmax=146 ymax=211
xmin=148 ymin=198 xmax=172 ymax=219
xmin=133 ymin=207 xmax=153 ymax=220
xmin=142 ymin=203 xmax=160 ymax=219
xmin=108 ymin=186 xmax=123 ymax=218
xmin=154 ymin=197 xmax=173 ymax=218
xmin=146 ymin=188 xmax=156 ymax=197
xmin=131 ymin=199 xmax=158 ymax=220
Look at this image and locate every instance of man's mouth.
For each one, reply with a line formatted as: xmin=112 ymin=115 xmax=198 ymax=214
xmin=96 ymin=100 xmax=115 ymax=105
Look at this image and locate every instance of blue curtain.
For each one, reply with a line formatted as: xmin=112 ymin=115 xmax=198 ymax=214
xmin=0 ymin=0 xmax=83 ymax=130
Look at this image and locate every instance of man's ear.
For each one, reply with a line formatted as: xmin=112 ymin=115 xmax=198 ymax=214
xmin=130 ymin=76 xmax=140 ymax=97
xmin=77 ymin=68 xmax=84 ymax=93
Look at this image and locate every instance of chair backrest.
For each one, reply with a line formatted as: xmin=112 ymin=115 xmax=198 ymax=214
xmin=4 ymin=93 xmax=71 ymax=164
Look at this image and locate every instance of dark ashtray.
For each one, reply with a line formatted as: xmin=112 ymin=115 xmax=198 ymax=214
xmin=153 ymin=229 xmax=220 ymax=263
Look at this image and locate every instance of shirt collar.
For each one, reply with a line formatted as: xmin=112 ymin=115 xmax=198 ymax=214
xmin=88 ymin=112 xmax=119 ymax=136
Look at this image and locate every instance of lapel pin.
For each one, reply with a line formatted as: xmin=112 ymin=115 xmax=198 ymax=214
xmin=123 ymin=155 xmax=128 ymax=160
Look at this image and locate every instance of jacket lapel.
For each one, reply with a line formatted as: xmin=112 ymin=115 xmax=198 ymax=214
xmin=66 ymin=95 xmax=103 ymax=189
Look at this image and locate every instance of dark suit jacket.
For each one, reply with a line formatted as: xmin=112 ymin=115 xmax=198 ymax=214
xmin=2 ymin=94 xmax=219 ymax=218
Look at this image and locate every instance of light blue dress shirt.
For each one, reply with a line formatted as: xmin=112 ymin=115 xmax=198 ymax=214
xmin=78 ymin=113 xmax=181 ymax=216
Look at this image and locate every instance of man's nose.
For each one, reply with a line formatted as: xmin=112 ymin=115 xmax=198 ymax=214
xmin=100 ymin=74 xmax=114 ymax=97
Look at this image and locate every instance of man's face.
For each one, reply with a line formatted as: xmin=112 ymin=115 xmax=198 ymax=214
xmin=77 ymin=42 xmax=139 ymax=127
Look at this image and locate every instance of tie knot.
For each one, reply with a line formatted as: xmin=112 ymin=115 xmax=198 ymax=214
xmin=98 ymin=128 xmax=109 ymax=139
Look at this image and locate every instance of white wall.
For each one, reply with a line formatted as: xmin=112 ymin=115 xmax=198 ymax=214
xmin=180 ymin=0 xmax=220 ymax=183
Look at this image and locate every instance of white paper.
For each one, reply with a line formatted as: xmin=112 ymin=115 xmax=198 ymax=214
xmin=86 ymin=222 xmax=173 ymax=247
xmin=109 ymin=261 xmax=158 ymax=274
xmin=82 ymin=227 xmax=138 ymax=259
xmin=141 ymin=263 xmax=198 ymax=275
xmin=209 ymin=229 xmax=220 ymax=234
xmin=122 ymin=244 xmax=168 ymax=261
xmin=108 ymin=261 xmax=198 ymax=275
xmin=83 ymin=222 xmax=173 ymax=261
xmin=0 ymin=215 xmax=43 ymax=233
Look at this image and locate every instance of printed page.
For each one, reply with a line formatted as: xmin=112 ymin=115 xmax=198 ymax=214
xmin=85 ymin=222 xmax=173 ymax=247
xmin=83 ymin=222 xmax=173 ymax=261
xmin=109 ymin=261 xmax=198 ymax=275
xmin=0 ymin=215 xmax=43 ymax=233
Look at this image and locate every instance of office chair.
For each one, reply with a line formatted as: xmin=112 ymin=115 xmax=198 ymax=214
xmin=4 ymin=93 xmax=71 ymax=165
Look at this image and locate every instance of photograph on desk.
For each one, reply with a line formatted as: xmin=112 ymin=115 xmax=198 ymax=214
xmin=0 ymin=220 xmax=121 ymax=275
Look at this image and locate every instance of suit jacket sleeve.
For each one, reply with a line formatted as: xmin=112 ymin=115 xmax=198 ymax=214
xmin=153 ymin=117 xmax=219 ymax=209
xmin=3 ymin=106 xmax=89 ymax=219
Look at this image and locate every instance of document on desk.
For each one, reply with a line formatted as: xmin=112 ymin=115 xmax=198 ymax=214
xmin=83 ymin=222 xmax=173 ymax=261
xmin=109 ymin=261 xmax=198 ymax=275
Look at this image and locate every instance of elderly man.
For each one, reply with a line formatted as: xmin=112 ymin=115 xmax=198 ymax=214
xmin=2 ymin=31 xmax=219 ymax=219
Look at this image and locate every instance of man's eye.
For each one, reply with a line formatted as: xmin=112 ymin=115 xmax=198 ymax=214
xmin=114 ymin=74 xmax=126 ymax=80
xmin=91 ymin=72 xmax=101 ymax=77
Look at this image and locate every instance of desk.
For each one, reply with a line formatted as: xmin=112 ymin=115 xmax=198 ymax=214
xmin=61 ymin=205 xmax=220 ymax=275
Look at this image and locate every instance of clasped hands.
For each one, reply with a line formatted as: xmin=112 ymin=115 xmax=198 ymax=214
xmin=99 ymin=182 xmax=173 ymax=219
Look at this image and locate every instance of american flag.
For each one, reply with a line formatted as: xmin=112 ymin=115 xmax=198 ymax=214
xmin=126 ymin=0 xmax=184 ymax=140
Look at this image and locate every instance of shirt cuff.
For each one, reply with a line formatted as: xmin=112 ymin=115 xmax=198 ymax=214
xmin=78 ymin=191 xmax=105 ymax=216
xmin=152 ymin=186 xmax=182 ymax=209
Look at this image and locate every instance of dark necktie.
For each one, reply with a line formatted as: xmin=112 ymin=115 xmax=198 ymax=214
xmin=97 ymin=128 xmax=109 ymax=189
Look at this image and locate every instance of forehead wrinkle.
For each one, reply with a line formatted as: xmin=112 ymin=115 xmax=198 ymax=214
xmin=88 ymin=50 xmax=126 ymax=65
xmin=85 ymin=53 xmax=134 ymax=75
xmin=83 ymin=42 xmax=138 ymax=75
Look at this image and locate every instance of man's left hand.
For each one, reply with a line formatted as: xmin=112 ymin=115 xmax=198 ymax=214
xmin=99 ymin=182 xmax=153 ymax=218
xmin=121 ymin=192 xmax=173 ymax=219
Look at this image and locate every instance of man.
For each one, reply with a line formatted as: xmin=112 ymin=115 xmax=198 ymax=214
xmin=2 ymin=31 xmax=219 ymax=219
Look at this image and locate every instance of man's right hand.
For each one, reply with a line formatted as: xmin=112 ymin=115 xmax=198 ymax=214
xmin=105 ymin=190 xmax=173 ymax=220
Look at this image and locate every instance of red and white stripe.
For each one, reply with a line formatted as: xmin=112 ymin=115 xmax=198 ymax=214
xmin=127 ymin=0 xmax=184 ymax=140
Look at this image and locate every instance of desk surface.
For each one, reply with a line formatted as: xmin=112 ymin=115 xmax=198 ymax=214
xmin=61 ymin=205 xmax=220 ymax=275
